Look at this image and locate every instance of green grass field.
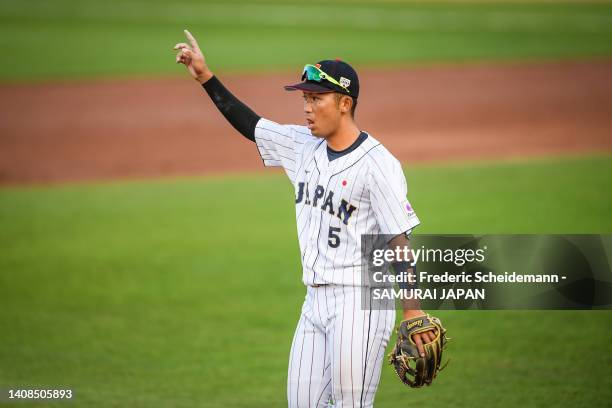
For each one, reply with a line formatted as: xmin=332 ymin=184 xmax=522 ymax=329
xmin=1 ymin=0 xmax=611 ymax=406
xmin=1 ymin=155 xmax=611 ymax=407
xmin=1 ymin=0 xmax=612 ymax=81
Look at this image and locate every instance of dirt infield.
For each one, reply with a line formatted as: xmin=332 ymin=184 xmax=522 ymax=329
xmin=1 ymin=60 xmax=611 ymax=185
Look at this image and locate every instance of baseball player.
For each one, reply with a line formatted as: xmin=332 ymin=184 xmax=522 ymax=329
xmin=174 ymin=30 xmax=438 ymax=407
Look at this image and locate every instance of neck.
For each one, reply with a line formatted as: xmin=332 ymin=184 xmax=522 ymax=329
xmin=325 ymin=119 xmax=360 ymax=151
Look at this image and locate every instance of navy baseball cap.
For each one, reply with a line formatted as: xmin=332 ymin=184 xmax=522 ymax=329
xmin=284 ymin=59 xmax=360 ymax=98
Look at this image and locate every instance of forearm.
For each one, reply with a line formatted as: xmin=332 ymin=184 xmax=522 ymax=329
xmin=388 ymin=233 xmax=423 ymax=319
xmin=201 ymin=75 xmax=261 ymax=142
xmin=399 ymin=265 xmax=422 ymax=319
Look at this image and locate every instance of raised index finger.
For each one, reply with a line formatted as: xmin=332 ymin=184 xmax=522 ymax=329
xmin=184 ymin=29 xmax=200 ymax=52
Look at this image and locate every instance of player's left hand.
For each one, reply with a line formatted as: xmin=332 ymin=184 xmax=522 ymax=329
xmin=403 ymin=310 xmax=436 ymax=357
xmin=389 ymin=313 xmax=449 ymax=388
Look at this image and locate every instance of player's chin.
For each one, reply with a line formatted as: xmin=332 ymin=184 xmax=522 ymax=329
xmin=308 ymin=125 xmax=322 ymax=137
xmin=310 ymin=130 xmax=326 ymax=138
xmin=308 ymin=124 xmax=328 ymax=138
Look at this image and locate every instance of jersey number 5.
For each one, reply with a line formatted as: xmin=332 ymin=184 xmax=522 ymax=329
xmin=328 ymin=227 xmax=341 ymax=248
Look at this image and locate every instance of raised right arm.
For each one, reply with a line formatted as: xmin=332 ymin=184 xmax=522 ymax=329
xmin=174 ymin=30 xmax=260 ymax=142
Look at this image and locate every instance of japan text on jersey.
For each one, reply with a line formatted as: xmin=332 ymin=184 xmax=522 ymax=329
xmin=255 ymin=118 xmax=420 ymax=286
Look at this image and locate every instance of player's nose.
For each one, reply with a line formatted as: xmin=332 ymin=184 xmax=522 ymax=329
xmin=303 ymin=101 xmax=313 ymax=113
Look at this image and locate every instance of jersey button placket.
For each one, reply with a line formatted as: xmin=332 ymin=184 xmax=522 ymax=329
xmin=316 ymin=175 xmax=330 ymax=239
xmin=310 ymin=173 xmax=328 ymax=241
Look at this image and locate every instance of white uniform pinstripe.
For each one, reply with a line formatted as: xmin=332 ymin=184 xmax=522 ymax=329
xmin=255 ymin=118 xmax=420 ymax=407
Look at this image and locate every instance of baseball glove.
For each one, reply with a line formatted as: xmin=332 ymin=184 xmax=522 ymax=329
xmin=388 ymin=314 xmax=449 ymax=388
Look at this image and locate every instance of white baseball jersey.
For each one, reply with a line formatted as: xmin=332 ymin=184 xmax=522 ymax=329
xmin=255 ymin=117 xmax=420 ymax=407
xmin=255 ymin=117 xmax=421 ymax=287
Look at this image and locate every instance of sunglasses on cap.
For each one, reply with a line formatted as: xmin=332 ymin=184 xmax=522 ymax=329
xmin=301 ymin=64 xmax=350 ymax=94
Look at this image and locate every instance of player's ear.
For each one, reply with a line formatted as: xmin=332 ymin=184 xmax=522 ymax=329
xmin=340 ymin=96 xmax=347 ymax=113
xmin=341 ymin=95 xmax=352 ymax=114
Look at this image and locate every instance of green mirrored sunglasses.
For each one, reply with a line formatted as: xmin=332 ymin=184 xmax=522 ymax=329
xmin=301 ymin=64 xmax=350 ymax=93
